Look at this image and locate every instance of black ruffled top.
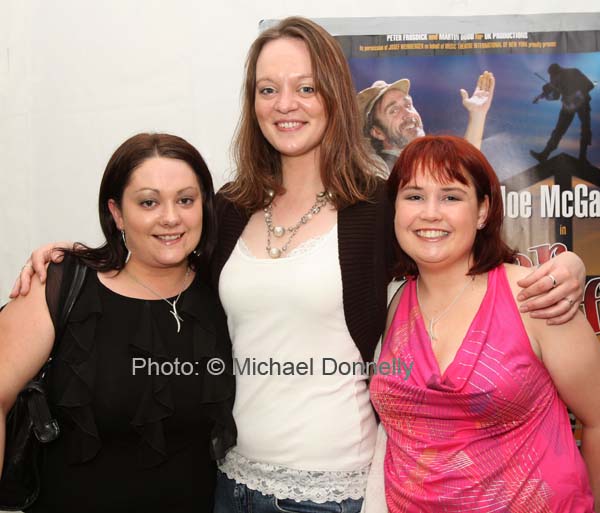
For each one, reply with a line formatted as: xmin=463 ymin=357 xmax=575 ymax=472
xmin=28 ymin=257 xmax=236 ymax=513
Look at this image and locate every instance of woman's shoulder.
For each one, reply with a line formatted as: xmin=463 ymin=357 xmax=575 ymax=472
xmin=502 ymin=263 xmax=533 ymax=299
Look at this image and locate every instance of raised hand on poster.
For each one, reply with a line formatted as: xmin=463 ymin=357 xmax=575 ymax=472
xmin=460 ymin=70 xmax=495 ymax=114
xmin=461 ymin=70 xmax=495 ymax=150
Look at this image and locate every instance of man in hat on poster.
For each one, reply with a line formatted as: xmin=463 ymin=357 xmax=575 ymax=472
xmin=358 ymin=71 xmax=495 ymax=174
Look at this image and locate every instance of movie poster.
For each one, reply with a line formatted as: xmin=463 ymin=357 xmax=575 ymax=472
xmin=315 ymin=18 xmax=600 ymax=344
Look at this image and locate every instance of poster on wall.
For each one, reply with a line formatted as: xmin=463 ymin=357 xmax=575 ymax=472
xmin=304 ymin=17 xmax=600 ymax=343
xmin=311 ymin=15 xmax=600 ymax=444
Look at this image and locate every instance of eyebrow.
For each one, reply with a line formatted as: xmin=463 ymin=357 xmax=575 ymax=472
xmin=133 ymin=186 xmax=198 ymax=194
xmin=256 ymin=74 xmax=314 ymax=83
xmin=402 ymin=185 xmax=467 ymax=192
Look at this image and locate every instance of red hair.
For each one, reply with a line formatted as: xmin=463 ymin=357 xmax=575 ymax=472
xmin=387 ymin=135 xmax=515 ymax=277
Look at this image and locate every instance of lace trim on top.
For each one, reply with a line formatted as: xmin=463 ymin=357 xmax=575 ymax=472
xmin=219 ymin=450 xmax=369 ymax=503
xmin=237 ymin=224 xmax=337 ymax=259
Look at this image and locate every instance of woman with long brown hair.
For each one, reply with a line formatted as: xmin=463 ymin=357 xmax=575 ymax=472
xmin=210 ymin=17 xmax=585 ymax=513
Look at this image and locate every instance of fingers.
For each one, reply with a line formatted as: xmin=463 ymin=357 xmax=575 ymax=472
xmin=517 ymin=266 xmax=556 ymax=300
xmin=9 ymin=276 xmax=22 ymax=299
xmin=522 ymin=296 xmax=580 ymax=325
xmin=459 ymin=88 xmax=469 ymax=102
xmin=518 ymin=264 xmax=581 ymax=322
xmin=484 ymin=71 xmax=495 ymax=97
xmin=13 ymin=262 xmax=35 ymax=297
xmin=544 ymin=299 xmax=581 ymax=325
xmin=476 ymin=72 xmax=486 ymax=91
xmin=476 ymin=71 xmax=495 ymax=94
xmin=518 ymin=277 xmax=576 ymax=314
xmin=31 ymin=242 xmax=68 ymax=283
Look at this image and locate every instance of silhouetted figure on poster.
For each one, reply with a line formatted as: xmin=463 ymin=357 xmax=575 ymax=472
xmin=530 ymin=63 xmax=594 ymax=163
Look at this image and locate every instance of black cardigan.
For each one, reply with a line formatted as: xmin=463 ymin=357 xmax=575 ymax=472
xmin=210 ymin=181 xmax=395 ymax=363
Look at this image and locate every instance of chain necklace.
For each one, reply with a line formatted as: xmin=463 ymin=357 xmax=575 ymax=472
xmin=416 ymin=275 xmax=474 ymax=341
xmin=124 ymin=267 xmax=191 ymax=333
xmin=264 ymin=191 xmax=330 ymax=259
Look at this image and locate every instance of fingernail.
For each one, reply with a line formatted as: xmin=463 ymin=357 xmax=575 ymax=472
xmin=519 ymin=305 xmax=528 ymax=312
xmin=517 ymin=294 xmax=525 ymax=301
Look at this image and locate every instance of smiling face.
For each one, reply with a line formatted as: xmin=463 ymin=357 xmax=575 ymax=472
xmin=108 ymin=157 xmax=203 ymax=271
xmin=394 ymin=168 xmax=489 ymax=273
xmin=371 ymin=89 xmax=425 ymax=151
xmin=254 ymin=37 xmax=328 ymax=163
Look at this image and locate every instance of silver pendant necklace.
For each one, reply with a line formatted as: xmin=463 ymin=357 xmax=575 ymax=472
xmin=416 ymin=276 xmax=474 ymax=341
xmin=264 ymin=190 xmax=330 ymax=259
xmin=124 ymin=267 xmax=191 ymax=333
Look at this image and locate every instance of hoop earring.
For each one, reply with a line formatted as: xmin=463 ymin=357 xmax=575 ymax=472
xmin=121 ymin=230 xmax=131 ymax=264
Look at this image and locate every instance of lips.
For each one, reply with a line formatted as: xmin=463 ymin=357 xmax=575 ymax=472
xmin=154 ymin=233 xmax=184 ymax=244
xmin=416 ymin=229 xmax=449 ymax=239
xmin=276 ymin=120 xmax=305 ymax=130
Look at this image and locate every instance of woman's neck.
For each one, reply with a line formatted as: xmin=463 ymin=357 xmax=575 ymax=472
xmin=121 ymin=260 xmax=192 ymax=297
xmin=416 ymin=260 xmax=473 ymax=298
xmin=280 ymin=152 xmax=323 ymax=201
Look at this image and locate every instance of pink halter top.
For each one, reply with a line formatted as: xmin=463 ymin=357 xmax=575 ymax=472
xmin=370 ymin=265 xmax=594 ymax=512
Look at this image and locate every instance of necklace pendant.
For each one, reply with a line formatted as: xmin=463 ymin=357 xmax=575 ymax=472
xmin=429 ymin=319 xmax=437 ymax=341
xmin=170 ymin=309 xmax=183 ymax=333
xmin=269 ymin=247 xmax=282 ymax=259
xmin=273 ymin=226 xmax=285 ymax=238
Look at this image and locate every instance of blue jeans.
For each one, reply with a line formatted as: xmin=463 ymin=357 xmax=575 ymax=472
xmin=214 ymin=471 xmax=363 ymax=513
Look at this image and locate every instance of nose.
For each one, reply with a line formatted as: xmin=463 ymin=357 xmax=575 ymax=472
xmin=420 ymin=197 xmax=442 ymax=221
xmin=160 ymin=202 xmax=182 ymax=227
xmin=274 ymin=87 xmax=298 ymax=113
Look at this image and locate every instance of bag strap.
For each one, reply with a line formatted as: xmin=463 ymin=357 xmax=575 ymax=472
xmin=54 ymin=260 xmax=88 ymax=343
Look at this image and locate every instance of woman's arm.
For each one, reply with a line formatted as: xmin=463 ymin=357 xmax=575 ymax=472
xmin=508 ymin=264 xmax=600 ymax=505
xmin=9 ymin=244 xmax=588 ymax=327
xmin=0 ymin=275 xmax=55 ymax=474
xmin=534 ymin=312 xmax=600 ymax=504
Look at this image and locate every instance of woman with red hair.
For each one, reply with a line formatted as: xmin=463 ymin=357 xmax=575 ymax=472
xmin=372 ymin=135 xmax=600 ymax=512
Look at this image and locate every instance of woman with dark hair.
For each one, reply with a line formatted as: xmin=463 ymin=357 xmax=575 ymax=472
xmin=10 ymin=17 xmax=588 ymax=513
xmin=372 ymin=135 xmax=599 ymax=512
xmin=0 ymin=133 xmax=235 ymax=512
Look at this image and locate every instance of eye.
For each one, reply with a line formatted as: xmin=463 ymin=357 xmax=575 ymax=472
xmin=140 ymin=199 xmax=157 ymax=208
xmin=403 ymin=194 xmax=422 ymax=201
xmin=443 ymin=195 xmax=461 ymax=202
xmin=258 ymin=86 xmax=276 ymax=96
xmin=178 ymin=197 xmax=195 ymax=206
xmin=299 ymin=85 xmax=315 ymax=95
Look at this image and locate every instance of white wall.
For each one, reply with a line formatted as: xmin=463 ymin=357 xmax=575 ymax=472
xmin=1 ymin=0 xmax=598 ymax=298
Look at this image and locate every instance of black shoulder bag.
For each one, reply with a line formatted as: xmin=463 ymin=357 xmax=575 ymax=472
xmin=0 ymin=262 xmax=88 ymax=511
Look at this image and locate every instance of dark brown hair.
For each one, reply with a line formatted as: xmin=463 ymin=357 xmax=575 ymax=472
xmin=223 ymin=16 xmax=379 ymax=211
xmin=387 ymin=135 xmax=515 ymax=277
xmin=67 ymin=133 xmax=216 ymax=274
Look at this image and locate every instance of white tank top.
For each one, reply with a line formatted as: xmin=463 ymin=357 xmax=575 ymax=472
xmin=218 ymin=225 xmax=377 ymax=500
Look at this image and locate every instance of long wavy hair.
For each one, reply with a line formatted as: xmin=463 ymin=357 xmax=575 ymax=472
xmin=66 ymin=133 xmax=217 ymax=275
xmin=223 ymin=16 xmax=379 ymax=211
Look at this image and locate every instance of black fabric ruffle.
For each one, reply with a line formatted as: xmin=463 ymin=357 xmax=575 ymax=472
xmin=179 ymin=281 xmax=237 ymax=460
xmin=53 ymin=274 xmax=102 ymax=464
xmin=52 ymin=271 xmax=236 ymax=468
